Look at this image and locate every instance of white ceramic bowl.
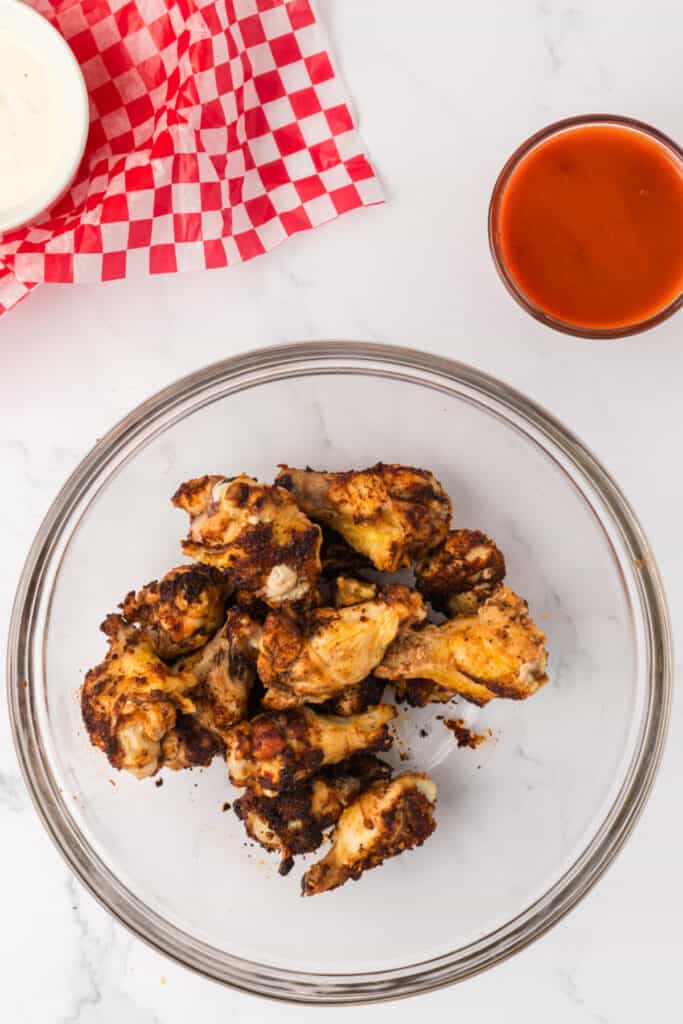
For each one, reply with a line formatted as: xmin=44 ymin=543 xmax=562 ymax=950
xmin=0 ymin=1 xmax=89 ymax=232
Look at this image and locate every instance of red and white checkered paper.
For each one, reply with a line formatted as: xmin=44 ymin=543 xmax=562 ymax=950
xmin=0 ymin=0 xmax=382 ymax=315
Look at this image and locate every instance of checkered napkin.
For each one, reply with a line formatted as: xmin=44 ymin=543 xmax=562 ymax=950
xmin=0 ymin=0 xmax=382 ymax=316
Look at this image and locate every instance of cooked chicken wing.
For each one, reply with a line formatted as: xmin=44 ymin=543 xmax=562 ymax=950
xmin=258 ymin=584 xmax=426 ymax=709
xmin=301 ymin=773 xmax=437 ymax=896
xmin=321 ymin=676 xmax=385 ymax=716
xmin=234 ymin=754 xmax=391 ymax=874
xmin=415 ymin=529 xmax=506 ymax=616
xmin=81 ymin=615 xmax=198 ymax=779
xmin=174 ymin=608 xmax=261 ymax=743
xmin=121 ymin=563 xmax=231 ymax=660
xmin=276 ymin=463 xmax=451 ymax=572
xmin=376 ymin=586 xmax=548 ymax=705
xmin=225 ymin=704 xmax=396 ymax=796
xmin=172 ymin=474 xmax=322 ymax=607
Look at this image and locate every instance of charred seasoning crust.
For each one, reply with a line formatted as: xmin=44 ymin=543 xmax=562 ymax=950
xmin=173 ymin=713 xmax=225 ymax=765
xmin=234 ymin=783 xmax=324 ymax=871
xmin=221 ymin=521 xmax=321 ymax=591
xmin=415 ymin=529 xmax=506 ymax=611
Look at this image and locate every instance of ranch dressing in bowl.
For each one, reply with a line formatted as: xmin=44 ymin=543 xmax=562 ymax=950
xmin=0 ymin=4 xmax=89 ymax=233
xmin=0 ymin=37 xmax=57 ymax=212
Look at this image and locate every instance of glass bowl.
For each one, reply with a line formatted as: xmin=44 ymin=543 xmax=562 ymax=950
xmin=8 ymin=342 xmax=671 ymax=1003
xmin=488 ymin=114 xmax=683 ymax=339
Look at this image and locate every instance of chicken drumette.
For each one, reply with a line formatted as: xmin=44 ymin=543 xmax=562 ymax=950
xmin=376 ymin=586 xmax=548 ymax=705
xmin=225 ymin=704 xmax=396 ymax=796
xmin=258 ymin=584 xmax=426 ymax=709
xmin=81 ymin=615 xmax=200 ymax=779
xmin=301 ymin=773 xmax=437 ymax=896
xmin=173 ymin=608 xmax=261 ymax=744
xmin=275 ymin=463 xmax=451 ymax=572
xmin=121 ymin=563 xmax=231 ymax=660
xmin=415 ymin=529 xmax=506 ymax=617
xmin=172 ymin=474 xmax=322 ymax=608
xmin=233 ymin=754 xmax=391 ymax=874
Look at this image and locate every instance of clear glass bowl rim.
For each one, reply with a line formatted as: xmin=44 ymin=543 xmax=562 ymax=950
xmin=488 ymin=113 xmax=683 ymax=340
xmin=6 ymin=341 xmax=672 ymax=1004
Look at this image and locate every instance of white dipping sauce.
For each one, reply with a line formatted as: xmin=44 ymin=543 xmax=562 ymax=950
xmin=0 ymin=36 xmax=57 ymax=211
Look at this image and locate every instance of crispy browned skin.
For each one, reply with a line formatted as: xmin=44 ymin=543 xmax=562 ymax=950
xmin=233 ymin=754 xmax=392 ymax=874
xmin=376 ymin=586 xmax=548 ymax=705
xmin=121 ymin=563 xmax=231 ymax=660
xmin=81 ymin=615 xmax=198 ymax=779
xmin=225 ymin=704 xmax=396 ymax=796
xmin=275 ymin=463 xmax=451 ymax=572
xmin=172 ymin=474 xmax=321 ymax=608
xmin=258 ymin=584 xmax=426 ymax=709
xmin=320 ymin=676 xmax=385 ymax=716
xmin=161 ymin=714 xmax=225 ymax=770
xmin=174 ymin=608 xmax=261 ymax=743
xmin=415 ymin=529 xmax=506 ymax=616
xmin=301 ymin=773 xmax=437 ymax=896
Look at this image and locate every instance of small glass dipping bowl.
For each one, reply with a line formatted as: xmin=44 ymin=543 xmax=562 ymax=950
xmin=489 ymin=115 xmax=683 ymax=339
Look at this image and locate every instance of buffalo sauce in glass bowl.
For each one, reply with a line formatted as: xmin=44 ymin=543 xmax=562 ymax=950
xmin=489 ymin=115 xmax=683 ymax=338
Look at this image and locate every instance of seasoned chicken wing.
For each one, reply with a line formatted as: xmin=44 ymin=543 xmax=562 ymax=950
xmin=301 ymin=773 xmax=437 ymax=896
xmin=121 ymin=563 xmax=231 ymax=660
xmin=172 ymin=474 xmax=321 ymax=607
xmin=415 ymin=529 xmax=506 ymax=616
xmin=81 ymin=615 xmax=198 ymax=779
xmin=225 ymin=704 xmax=396 ymax=796
xmin=174 ymin=608 xmax=261 ymax=743
xmin=234 ymin=754 xmax=391 ymax=874
xmin=258 ymin=584 xmax=426 ymax=709
xmin=376 ymin=586 xmax=548 ymax=705
xmin=276 ymin=463 xmax=451 ymax=572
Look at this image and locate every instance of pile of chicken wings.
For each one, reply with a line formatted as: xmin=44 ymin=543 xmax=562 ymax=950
xmin=81 ymin=464 xmax=548 ymax=895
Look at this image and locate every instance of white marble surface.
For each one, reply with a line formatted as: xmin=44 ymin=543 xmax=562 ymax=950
xmin=2 ymin=0 xmax=682 ymax=1019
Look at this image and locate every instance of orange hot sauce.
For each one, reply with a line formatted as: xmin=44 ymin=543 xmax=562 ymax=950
xmin=491 ymin=119 xmax=683 ymax=335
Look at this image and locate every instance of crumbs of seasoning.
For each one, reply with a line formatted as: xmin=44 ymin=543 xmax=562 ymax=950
xmin=109 ymin=779 xmax=116 ymax=787
xmin=444 ymin=718 xmax=490 ymax=749
xmin=155 ymin=778 xmax=163 ymax=788
xmin=419 ymin=728 xmax=429 ymax=738
xmin=222 ymin=801 xmax=231 ymax=812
